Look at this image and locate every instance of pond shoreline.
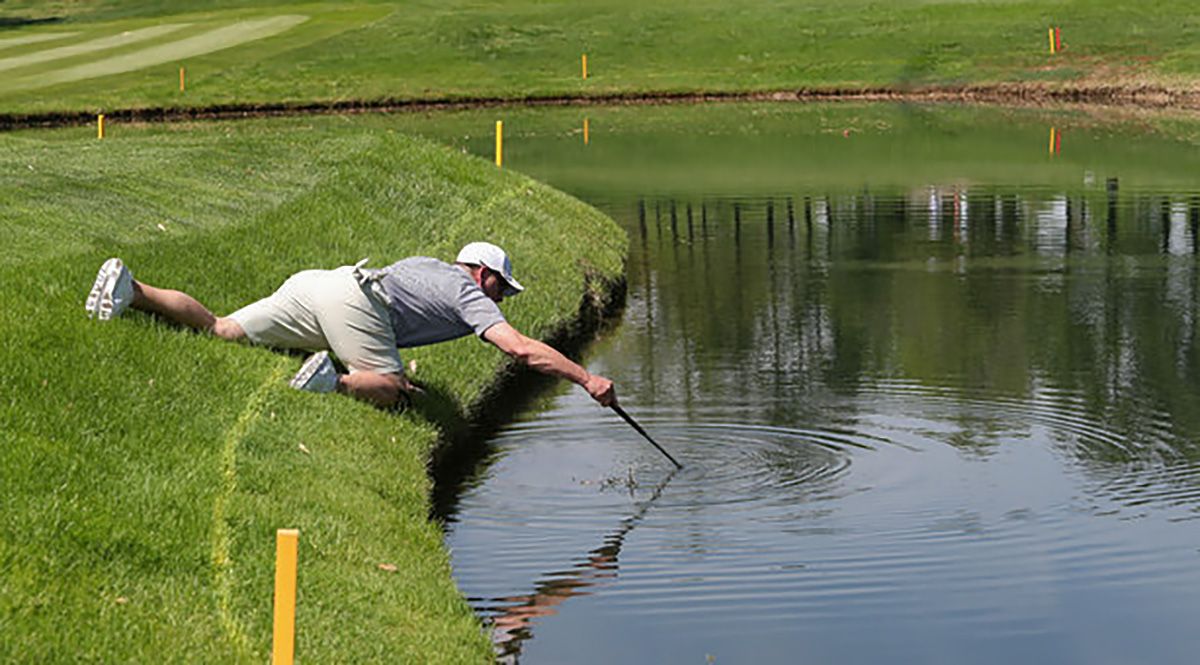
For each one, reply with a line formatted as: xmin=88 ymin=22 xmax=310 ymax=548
xmin=4 ymin=82 xmax=1199 ymax=132
xmin=0 ymin=121 xmax=629 ymax=662
xmin=430 ymin=269 xmax=628 ymax=522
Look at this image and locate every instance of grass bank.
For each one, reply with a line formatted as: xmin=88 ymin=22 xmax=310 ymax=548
xmin=2 ymin=1 xmax=1200 ymax=118
xmin=0 ymin=117 xmax=626 ymax=662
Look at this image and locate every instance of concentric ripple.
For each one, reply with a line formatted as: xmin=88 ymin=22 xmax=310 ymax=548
xmin=443 ymin=177 xmax=1200 ymax=664
xmin=446 ymin=379 xmax=1200 ymax=664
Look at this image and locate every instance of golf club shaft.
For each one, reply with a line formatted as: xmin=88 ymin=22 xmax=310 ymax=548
xmin=610 ymin=404 xmax=683 ymax=469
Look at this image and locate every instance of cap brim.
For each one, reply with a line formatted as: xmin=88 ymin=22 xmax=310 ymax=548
xmin=502 ymin=276 xmax=524 ymax=297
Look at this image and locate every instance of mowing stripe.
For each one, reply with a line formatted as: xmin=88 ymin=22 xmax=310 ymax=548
xmin=468 ymin=186 xmax=525 ymax=226
xmin=0 ymin=32 xmax=79 ymax=52
xmin=210 ymin=363 xmax=288 ymax=659
xmin=0 ymin=24 xmax=189 ymax=74
xmin=3 ymin=15 xmax=308 ymax=92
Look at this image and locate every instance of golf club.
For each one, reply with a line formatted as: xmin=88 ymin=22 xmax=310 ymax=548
xmin=610 ymin=403 xmax=683 ymax=469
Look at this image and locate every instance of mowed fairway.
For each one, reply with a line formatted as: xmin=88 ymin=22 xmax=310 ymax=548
xmin=0 ymin=117 xmax=625 ymax=662
xmin=3 ymin=0 xmax=1200 ymax=115
xmin=0 ymin=3 xmax=385 ymax=113
xmin=1 ymin=15 xmax=308 ymax=92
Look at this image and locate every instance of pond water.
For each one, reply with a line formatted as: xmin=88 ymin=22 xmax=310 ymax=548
xmin=396 ymin=103 xmax=1200 ymax=664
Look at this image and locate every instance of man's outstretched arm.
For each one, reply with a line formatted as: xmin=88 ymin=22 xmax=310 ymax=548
xmin=482 ymin=322 xmax=616 ymax=406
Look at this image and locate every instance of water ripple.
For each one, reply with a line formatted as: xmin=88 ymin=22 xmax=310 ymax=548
xmin=449 ymin=380 xmax=1200 ymax=664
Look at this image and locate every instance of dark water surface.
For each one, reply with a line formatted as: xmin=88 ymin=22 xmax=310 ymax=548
xmin=400 ymin=104 xmax=1200 ymax=664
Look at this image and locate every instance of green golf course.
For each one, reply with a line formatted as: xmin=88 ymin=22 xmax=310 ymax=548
xmin=3 ymin=1 xmax=1200 ymax=663
xmin=0 ymin=118 xmax=623 ymax=662
xmin=0 ymin=0 xmax=1199 ymax=117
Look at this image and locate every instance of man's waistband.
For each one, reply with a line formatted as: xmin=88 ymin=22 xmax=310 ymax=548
xmin=350 ymin=258 xmax=391 ymax=305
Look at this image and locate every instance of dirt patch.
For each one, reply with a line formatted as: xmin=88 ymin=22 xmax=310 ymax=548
xmin=3 ymin=82 xmax=1200 ymax=132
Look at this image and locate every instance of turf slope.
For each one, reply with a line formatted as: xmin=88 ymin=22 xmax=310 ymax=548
xmin=0 ymin=117 xmax=626 ymax=662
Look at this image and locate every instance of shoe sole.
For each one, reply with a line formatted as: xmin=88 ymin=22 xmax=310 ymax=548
xmin=289 ymin=351 xmax=330 ymax=390
xmin=98 ymin=258 xmax=129 ymax=321
xmin=85 ymin=258 xmax=122 ymax=319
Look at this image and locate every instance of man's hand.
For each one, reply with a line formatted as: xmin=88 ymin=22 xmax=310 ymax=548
xmin=398 ymin=373 xmax=425 ymax=396
xmin=584 ymin=373 xmax=616 ymax=407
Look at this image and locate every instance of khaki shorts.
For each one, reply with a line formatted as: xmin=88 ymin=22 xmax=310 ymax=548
xmin=228 ymin=265 xmax=402 ymax=374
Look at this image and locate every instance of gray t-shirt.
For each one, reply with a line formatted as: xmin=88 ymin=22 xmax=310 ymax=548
xmin=370 ymin=256 xmax=506 ymax=348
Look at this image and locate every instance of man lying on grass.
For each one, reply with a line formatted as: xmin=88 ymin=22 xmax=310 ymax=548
xmin=84 ymin=242 xmax=616 ymax=409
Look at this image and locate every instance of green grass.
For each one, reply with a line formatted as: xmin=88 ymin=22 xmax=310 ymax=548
xmin=3 ymin=1 xmax=1197 ymax=661
xmin=0 ymin=117 xmax=626 ymax=662
xmin=1 ymin=1 xmax=1199 ymax=115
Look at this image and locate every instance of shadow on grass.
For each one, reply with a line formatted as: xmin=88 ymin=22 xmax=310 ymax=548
xmin=424 ymin=364 xmax=564 ymax=522
xmin=0 ymin=16 xmax=64 ymax=27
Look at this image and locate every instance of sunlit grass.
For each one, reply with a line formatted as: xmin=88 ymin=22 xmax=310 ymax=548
xmin=0 ymin=117 xmax=625 ymax=662
xmin=1 ymin=1 xmax=1198 ymax=114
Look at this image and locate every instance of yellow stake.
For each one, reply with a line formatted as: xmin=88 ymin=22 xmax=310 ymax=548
xmin=1049 ymin=28 xmax=1056 ymax=54
xmin=180 ymin=67 xmax=185 ymax=92
xmin=495 ymin=120 xmax=503 ymax=168
xmin=97 ymin=114 xmax=105 ymax=140
xmin=272 ymin=529 xmax=299 ymax=665
xmin=584 ymin=118 xmax=590 ymax=145
xmin=582 ymin=53 xmax=588 ymax=80
xmin=1049 ymin=127 xmax=1056 ymax=155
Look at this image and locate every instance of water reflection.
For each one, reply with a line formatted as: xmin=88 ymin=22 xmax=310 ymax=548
xmin=475 ymin=469 xmax=678 ymax=664
xmin=613 ymin=185 xmax=1200 ymax=468
xmin=432 ymin=104 xmax=1200 ymax=664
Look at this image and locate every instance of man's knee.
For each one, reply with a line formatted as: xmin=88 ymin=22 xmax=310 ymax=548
xmin=212 ymin=317 xmax=247 ymax=341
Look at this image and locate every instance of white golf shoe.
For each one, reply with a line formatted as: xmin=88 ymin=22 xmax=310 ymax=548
xmin=85 ymin=258 xmax=134 ymax=320
xmin=289 ymin=351 xmax=340 ymax=393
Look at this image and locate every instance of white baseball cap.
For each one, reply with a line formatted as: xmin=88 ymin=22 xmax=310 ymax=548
xmin=456 ymin=241 xmax=524 ymax=296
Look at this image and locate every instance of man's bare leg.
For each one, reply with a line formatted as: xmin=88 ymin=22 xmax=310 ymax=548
xmin=121 ymin=268 xmax=411 ymax=409
xmin=131 ymin=281 xmax=246 ymax=341
xmin=337 ymin=370 xmax=408 ymax=408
